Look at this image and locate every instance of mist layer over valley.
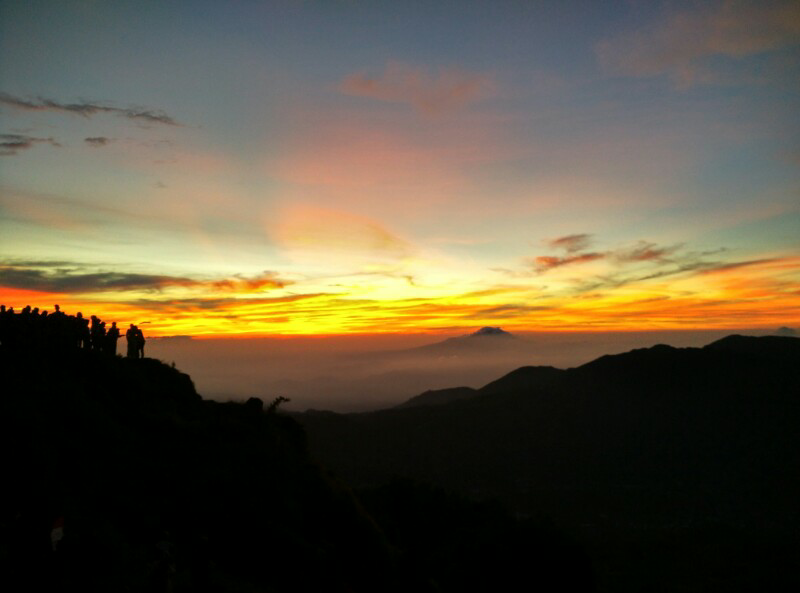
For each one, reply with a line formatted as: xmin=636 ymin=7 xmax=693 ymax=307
xmin=148 ymin=328 xmax=775 ymax=411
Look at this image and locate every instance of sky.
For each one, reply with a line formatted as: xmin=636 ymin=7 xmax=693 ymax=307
xmin=2 ymin=0 xmax=799 ymax=337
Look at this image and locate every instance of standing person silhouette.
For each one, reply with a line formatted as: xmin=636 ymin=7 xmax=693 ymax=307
xmin=105 ymin=322 xmax=121 ymax=356
xmin=125 ymin=324 xmax=137 ymax=358
xmin=90 ymin=315 xmax=107 ymax=351
xmin=136 ymin=325 xmax=146 ymax=359
xmin=76 ymin=312 xmax=90 ymax=350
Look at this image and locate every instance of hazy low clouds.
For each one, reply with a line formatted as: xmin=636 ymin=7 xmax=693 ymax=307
xmin=147 ymin=329 xmax=768 ymax=412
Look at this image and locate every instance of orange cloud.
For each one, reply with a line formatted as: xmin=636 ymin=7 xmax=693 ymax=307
xmin=529 ymin=253 xmax=606 ymax=273
xmin=210 ymin=271 xmax=291 ymax=293
xmin=340 ymin=61 xmax=492 ymax=115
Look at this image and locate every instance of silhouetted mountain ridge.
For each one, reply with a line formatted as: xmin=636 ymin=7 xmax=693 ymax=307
xmin=398 ymin=334 xmax=791 ymax=409
xmin=397 ymin=386 xmax=478 ymax=409
xmin=401 ymin=366 xmax=564 ymax=408
xmin=704 ymin=332 xmax=800 ymax=358
xmin=298 ymin=334 xmax=800 ymax=591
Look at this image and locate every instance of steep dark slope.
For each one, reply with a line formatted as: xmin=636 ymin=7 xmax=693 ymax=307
xmin=478 ymin=364 xmax=563 ymax=395
xmin=398 ymin=366 xmax=564 ymax=409
xmin=396 ymin=386 xmax=478 ymax=408
xmin=0 ymin=347 xmax=394 ymax=593
xmin=299 ymin=335 xmax=800 ymax=592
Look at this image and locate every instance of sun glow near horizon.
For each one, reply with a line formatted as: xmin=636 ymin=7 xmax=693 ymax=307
xmin=3 ymin=249 xmax=798 ymax=337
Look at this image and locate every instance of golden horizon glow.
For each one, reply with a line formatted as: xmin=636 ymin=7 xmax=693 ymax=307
xmin=3 ymin=253 xmax=798 ymax=337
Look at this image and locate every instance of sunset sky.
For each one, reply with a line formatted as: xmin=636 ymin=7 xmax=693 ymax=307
xmin=2 ymin=0 xmax=799 ymax=336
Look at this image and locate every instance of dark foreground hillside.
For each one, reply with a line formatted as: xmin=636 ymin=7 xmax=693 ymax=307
xmin=0 ymin=345 xmax=593 ymax=593
xmin=299 ymin=335 xmax=800 ymax=592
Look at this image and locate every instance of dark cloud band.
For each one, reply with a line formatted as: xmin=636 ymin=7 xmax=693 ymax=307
xmin=0 ymin=262 xmax=292 ymax=295
xmin=0 ymin=92 xmax=180 ymax=126
xmin=0 ymin=267 xmax=198 ymax=293
xmin=84 ymin=136 xmax=112 ymax=146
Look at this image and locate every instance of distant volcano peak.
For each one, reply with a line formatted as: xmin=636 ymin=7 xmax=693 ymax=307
xmin=470 ymin=327 xmax=514 ymax=338
xmin=409 ymin=325 xmax=523 ymax=355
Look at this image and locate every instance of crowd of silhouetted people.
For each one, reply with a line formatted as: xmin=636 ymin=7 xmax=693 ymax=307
xmin=0 ymin=304 xmax=146 ymax=358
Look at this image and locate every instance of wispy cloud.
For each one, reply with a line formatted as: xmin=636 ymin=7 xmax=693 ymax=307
xmin=527 ymin=234 xmax=723 ymax=277
xmin=0 ymin=92 xmax=181 ymax=126
xmin=84 ymin=136 xmax=112 ymax=146
xmin=0 ymin=133 xmax=60 ymax=156
xmin=564 ymin=251 xmax=796 ymax=296
xmin=127 ymin=292 xmax=325 ymax=312
xmin=516 ymin=233 xmax=788 ymax=297
xmin=695 ymin=257 xmax=783 ymax=275
xmin=1 ymin=186 xmax=170 ymax=233
xmin=528 ymin=252 xmax=605 ymax=273
xmin=545 ymin=233 xmax=593 ymax=254
xmin=613 ymin=241 xmax=681 ymax=263
xmin=596 ymin=1 xmax=800 ymax=87
xmin=339 ymin=61 xmax=492 ymax=115
xmin=522 ymin=233 xmax=605 ymax=272
xmin=465 ymin=304 xmax=553 ymax=319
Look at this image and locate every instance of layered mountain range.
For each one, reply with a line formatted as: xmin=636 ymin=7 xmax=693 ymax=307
xmin=299 ymin=334 xmax=800 ymax=591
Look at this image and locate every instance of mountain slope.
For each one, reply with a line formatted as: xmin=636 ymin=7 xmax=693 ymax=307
xmin=0 ymin=347 xmax=395 ymax=592
xmin=397 ymin=386 xmax=478 ymax=409
xmin=298 ymin=335 xmax=800 ymax=592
